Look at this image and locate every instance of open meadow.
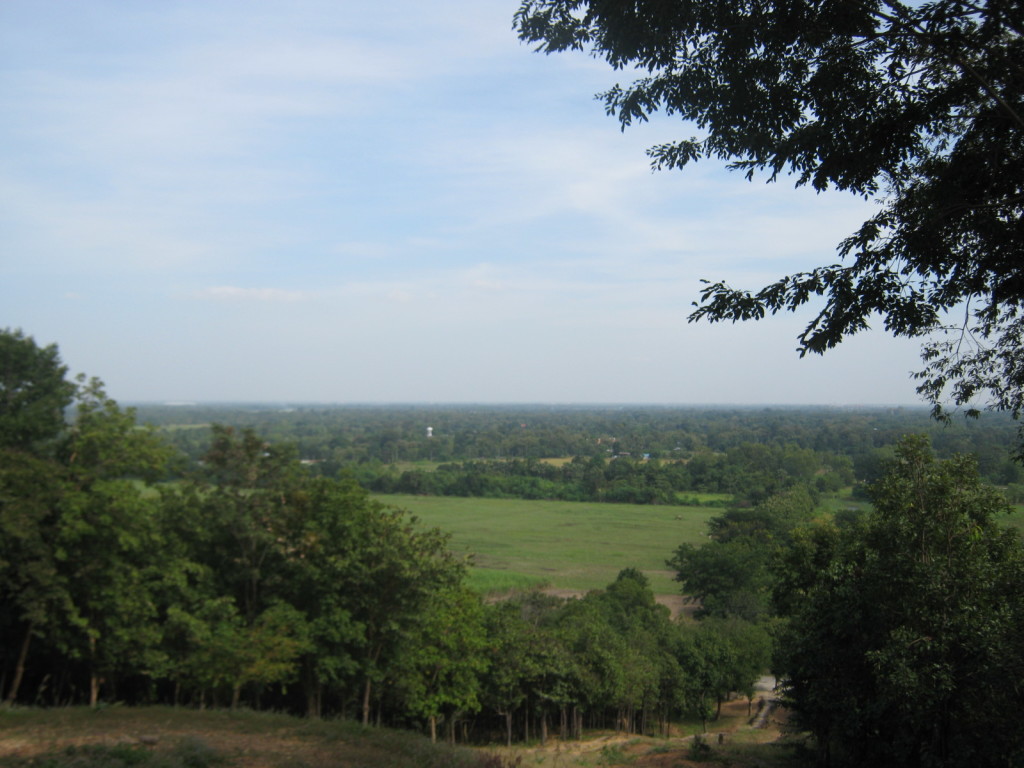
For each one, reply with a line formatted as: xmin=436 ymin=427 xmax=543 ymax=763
xmin=374 ymin=494 xmax=726 ymax=594
xmin=378 ymin=490 xmax=1024 ymax=597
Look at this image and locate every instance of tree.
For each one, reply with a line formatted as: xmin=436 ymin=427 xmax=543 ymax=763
xmin=0 ymin=451 xmax=69 ymax=705
xmin=53 ymin=379 xmax=173 ymax=706
xmin=675 ymin=617 xmax=772 ymax=731
xmin=0 ymin=329 xmax=78 ymax=705
xmin=391 ymin=585 xmax=488 ymax=743
xmin=481 ymin=600 xmax=546 ymax=746
xmin=514 ymin=2 xmax=1024 ymax=422
xmin=0 ymin=348 xmax=172 ymax=707
xmin=776 ymin=436 xmax=1024 ymax=767
xmin=346 ymin=505 xmax=466 ymax=729
xmin=668 ymin=486 xmax=816 ymax=620
xmin=0 ymin=329 xmax=75 ymax=453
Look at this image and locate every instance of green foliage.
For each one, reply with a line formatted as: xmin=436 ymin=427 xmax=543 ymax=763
xmin=668 ymin=485 xmax=817 ymax=620
xmin=514 ymin=1 xmax=1024 ymax=427
xmin=597 ymin=744 xmax=628 ymax=766
xmin=0 ymin=329 xmax=75 ymax=453
xmin=356 ymin=445 xmax=848 ymax=507
xmin=393 ymin=586 xmax=490 ymax=741
xmin=676 ymin=618 xmax=772 ymax=729
xmin=776 ymin=436 xmax=1024 ymax=767
xmin=137 ymin=403 xmax=1024 ymax=489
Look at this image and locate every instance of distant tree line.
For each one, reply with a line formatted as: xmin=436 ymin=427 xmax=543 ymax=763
xmin=352 ymin=446 xmax=853 ymax=507
xmin=136 ymin=403 xmax=1024 ymax=493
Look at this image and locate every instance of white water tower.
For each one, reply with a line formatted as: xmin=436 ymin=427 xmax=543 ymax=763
xmin=426 ymin=426 xmax=433 ymax=438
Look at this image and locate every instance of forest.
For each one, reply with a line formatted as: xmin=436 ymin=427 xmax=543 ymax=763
xmin=4 ymin=329 xmax=1024 ymax=767
xmin=137 ymin=401 xmax=1024 ymax=502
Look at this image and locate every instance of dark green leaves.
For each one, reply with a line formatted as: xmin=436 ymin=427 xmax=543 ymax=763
xmin=775 ymin=437 xmax=1024 ymax=767
xmin=0 ymin=329 xmax=75 ymax=453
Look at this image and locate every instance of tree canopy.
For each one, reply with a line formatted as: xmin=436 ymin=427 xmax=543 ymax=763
xmin=513 ymin=0 xmax=1024 ymax=422
xmin=775 ymin=436 xmax=1024 ymax=766
xmin=0 ymin=328 xmax=75 ymax=452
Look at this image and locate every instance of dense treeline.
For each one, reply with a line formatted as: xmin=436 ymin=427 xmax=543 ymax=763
xmin=353 ymin=446 xmax=853 ymax=506
xmin=672 ymin=438 xmax=1024 ymax=766
xmin=136 ymin=403 xmax=1024 ymax=494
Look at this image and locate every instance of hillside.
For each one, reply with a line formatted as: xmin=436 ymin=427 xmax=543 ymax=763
xmin=0 ymin=694 xmax=794 ymax=768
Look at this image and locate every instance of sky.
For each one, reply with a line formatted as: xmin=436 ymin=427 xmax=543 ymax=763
xmin=1 ymin=0 xmax=926 ymax=405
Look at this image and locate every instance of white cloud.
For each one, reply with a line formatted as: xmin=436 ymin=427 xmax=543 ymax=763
xmin=192 ymin=286 xmax=311 ymax=302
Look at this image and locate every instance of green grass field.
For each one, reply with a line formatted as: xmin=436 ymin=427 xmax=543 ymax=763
xmin=376 ymin=490 xmax=1024 ymax=596
xmin=374 ymin=494 xmax=723 ymax=595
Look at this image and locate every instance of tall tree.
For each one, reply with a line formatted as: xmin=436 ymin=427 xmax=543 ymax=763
xmin=776 ymin=436 xmax=1024 ymax=767
xmin=0 ymin=329 xmax=75 ymax=453
xmin=55 ymin=379 xmax=173 ymax=706
xmin=669 ymin=486 xmax=816 ymax=620
xmin=0 ymin=451 xmax=69 ymax=705
xmin=514 ymin=1 xmax=1024 ymax=423
xmin=391 ymin=585 xmax=488 ymax=743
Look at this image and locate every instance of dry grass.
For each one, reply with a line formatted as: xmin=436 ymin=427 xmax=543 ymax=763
xmin=0 ymin=707 xmax=489 ymax=768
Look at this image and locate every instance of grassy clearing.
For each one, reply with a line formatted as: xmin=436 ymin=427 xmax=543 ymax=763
xmin=375 ymin=495 xmax=719 ymax=594
xmin=1005 ymin=504 xmax=1024 ymax=531
xmin=0 ymin=707 xmax=492 ymax=768
xmin=818 ymin=490 xmax=1024 ymax=533
xmin=388 ymin=460 xmax=445 ymax=473
xmin=817 ymin=491 xmax=871 ymax=518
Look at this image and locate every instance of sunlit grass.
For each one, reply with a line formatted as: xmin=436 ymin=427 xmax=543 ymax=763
xmin=375 ymin=494 xmax=719 ymax=594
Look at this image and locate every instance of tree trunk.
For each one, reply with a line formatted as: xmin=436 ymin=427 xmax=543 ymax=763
xmin=362 ymin=677 xmax=372 ymax=726
xmin=429 ymin=715 xmax=437 ymax=743
xmin=88 ymin=636 xmax=100 ymax=708
xmin=362 ymin=644 xmax=382 ymax=727
xmin=231 ymin=683 xmax=241 ymax=710
xmin=505 ymin=711 xmax=513 ymax=747
xmin=3 ymin=621 xmax=33 ymax=706
xmin=302 ymin=662 xmax=321 ymax=718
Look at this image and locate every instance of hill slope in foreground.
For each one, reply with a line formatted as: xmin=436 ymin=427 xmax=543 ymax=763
xmin=0 ymin=698 xmax=795 ymax=768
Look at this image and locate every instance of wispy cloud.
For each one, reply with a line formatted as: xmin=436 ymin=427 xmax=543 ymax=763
xmin=0 ymin=0 xmax=924 ymax=405
xmin=191 ymin=286 xmax=313 ymax=302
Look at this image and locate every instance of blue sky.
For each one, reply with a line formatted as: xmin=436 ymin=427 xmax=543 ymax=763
xmin=1 ymin=0 xmax=925 ymax=404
